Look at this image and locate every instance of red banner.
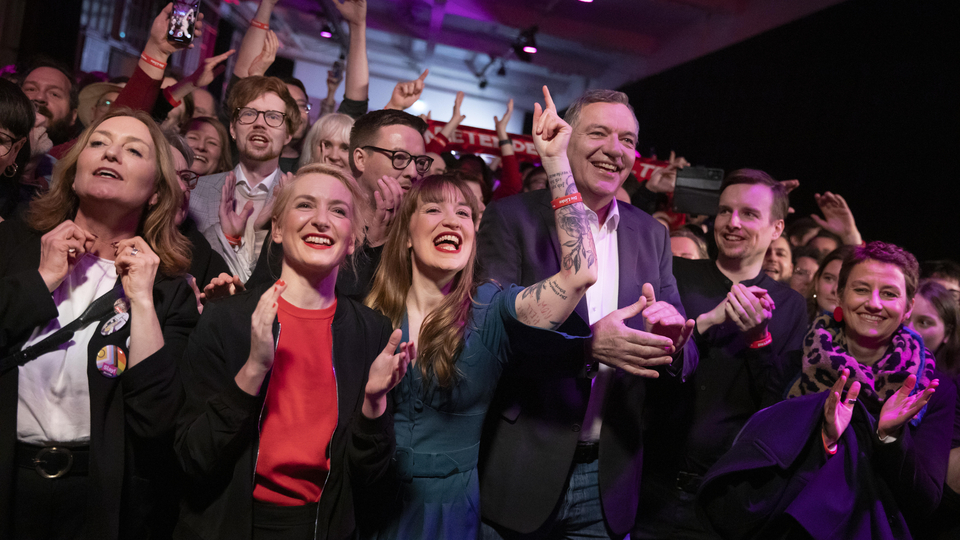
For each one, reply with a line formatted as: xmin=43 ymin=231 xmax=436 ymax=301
xmin=425 ymin=120 xmax=669 ymax=180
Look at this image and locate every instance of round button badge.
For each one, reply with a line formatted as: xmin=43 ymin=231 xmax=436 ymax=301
xmin=100 ymin=312 xmax=129 ymax=336
xmin=96 ymin=345 xmax=127 ymax=378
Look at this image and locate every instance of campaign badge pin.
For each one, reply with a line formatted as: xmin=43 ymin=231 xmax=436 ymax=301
xmin=114 ymin=297 xmax=130 ymax=314
xmin=100 ymin=312 xmax=129 ymax=336
xmin=96 ymin=345 xmax=127 ymax=378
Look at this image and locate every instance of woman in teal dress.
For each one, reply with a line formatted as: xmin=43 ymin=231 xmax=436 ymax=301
xmin=363 ymin=86 xmax=598 ymax=539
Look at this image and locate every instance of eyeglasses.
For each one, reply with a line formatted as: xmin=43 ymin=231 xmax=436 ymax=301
xmin=177 ymin=169 xmax=200 ymax=190
xmin=0 ymin=133 xmax=22 ymax=157
xmin=235 ymin=108 xmax=286 ymax=128
xmin=362 ymin=146 xmax=434 ymax=175
xmin=296 ymin=100 xmax=311 ymax=113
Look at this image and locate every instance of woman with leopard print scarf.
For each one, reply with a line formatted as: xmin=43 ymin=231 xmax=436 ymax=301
xmin=700 ymin=242 xmax=956 ymax=540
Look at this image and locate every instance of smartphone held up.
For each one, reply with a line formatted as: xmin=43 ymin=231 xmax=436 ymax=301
xmin=167 ymin=0 xmax=201 ymax=45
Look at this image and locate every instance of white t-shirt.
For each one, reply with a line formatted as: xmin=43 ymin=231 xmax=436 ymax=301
xmin=17 ymin=255 xmax=118 ymax=445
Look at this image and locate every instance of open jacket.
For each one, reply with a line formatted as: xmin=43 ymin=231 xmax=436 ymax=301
xmin=0 ymin=219 xmax=200 ymax=539
xmin=173 ymin=282 xmax=396 ymax=540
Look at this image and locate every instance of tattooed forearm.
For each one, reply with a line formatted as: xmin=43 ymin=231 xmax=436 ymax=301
xmin=548 ymin=171 xmax=572 ymax=191
xmin=548 ymin=279 xmax=567 ymax=300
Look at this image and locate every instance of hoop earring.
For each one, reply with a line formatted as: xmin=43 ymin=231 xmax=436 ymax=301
xmin=2 ymin=163 xmax=17 ymax=178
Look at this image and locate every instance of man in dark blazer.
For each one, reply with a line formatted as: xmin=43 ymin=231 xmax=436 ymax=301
xmin=477 ymin=89 xmax=697 ymax=539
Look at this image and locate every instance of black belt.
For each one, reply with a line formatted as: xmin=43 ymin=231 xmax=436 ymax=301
xmin=676 ymin=471 xmax=703 ymax=494
xmin=573 ymin=441 xmax=599 ymax=464
xmin=15 ymin=443 xmax=90 ymax=479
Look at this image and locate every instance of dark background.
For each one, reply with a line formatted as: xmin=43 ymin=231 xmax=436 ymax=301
xmin=619 ymin=0 xmax=960 ymax=262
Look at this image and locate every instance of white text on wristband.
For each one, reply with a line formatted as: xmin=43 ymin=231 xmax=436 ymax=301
xmin=551 ymin=193 xmax=583 ymax=210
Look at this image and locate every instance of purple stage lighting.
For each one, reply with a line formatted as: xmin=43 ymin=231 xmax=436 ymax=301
xmin=320 ymin=30 xmax=333 ymax=38
xmin=522 ymin=45 xmax=537 ymax=54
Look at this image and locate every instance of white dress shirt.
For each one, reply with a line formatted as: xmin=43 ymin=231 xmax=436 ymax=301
xmin=18 ymin=255 xmax=118 ymax=445
xmin=579 ymin=199 xmax=620 ymax=443
xmin=216 ymin=164 xmax=279 ymax=281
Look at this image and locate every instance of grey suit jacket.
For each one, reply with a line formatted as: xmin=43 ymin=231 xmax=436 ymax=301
xmin=476 ymin=189 xmax=698 ymax=535
xmin=188 ymin=166 xmax=279 ymax=282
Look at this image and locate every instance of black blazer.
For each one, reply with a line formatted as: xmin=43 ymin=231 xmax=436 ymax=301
xmin=0 ymin=219 xmax=200 ymax=539
xmin=476 ymin=190 xmax=696 ymax=535
xmin=173 ymin=282 xmax=397 ymax=540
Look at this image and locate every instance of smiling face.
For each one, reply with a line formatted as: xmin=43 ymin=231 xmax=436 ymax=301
xmin=22 ymin=67 xmax=75 ymax=129
xmin=715 ymin=183 xmax=784 ymax=267
xmin=789 ymin=256 xmax=819 ymax=296
xmin=567 ymin=102 xmax=637 ymax=211
xmin=840 ymin=260 xmax=913 ymax=347
xmin=815 ymin=259 xmax=843 ymax=313
xmin=286 ymin=83 xmax=310 ymax=141
xmin=73 ymin=115 xmax=158 ymax=213
xmin=407 ymin=185 xmax=475 ymax=283
xmin=908 ymin=295 xmax=948 ymax=353
xmin=171 ymin=147 xmax=191 ymax=225
xmin=315 ymin=132 xmax=350 ymax=171
xmin=763 ymin=236 xmax=793 ymax=282
xmin=230 ymin=92 xmax=292 ymax=164
xmin=355 ymin=124 xmax=426 ymax=195
xmin=272 ymin=173 xmax=356 ymax=279
xmin=185 ymin=121 xmax=223 ymax=176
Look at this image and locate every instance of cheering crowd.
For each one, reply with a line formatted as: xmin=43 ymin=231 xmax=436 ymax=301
xmin=1 ymin=1 xmax=959 ymax=539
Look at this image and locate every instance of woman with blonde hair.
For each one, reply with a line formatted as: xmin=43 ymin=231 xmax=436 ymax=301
xmin=363 ymin=87 xmax=598 ymax=539
xmin=299 ymin=112 xmax=354 ymax=171
xmin=0 ymin=107 xmax=199 ymax=539
xmin=175 ymin=163 xmax=411 ymax=540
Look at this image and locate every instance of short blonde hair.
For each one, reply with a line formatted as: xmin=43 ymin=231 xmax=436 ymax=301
xmin=299 ymin=112 xmax=354 ymax=169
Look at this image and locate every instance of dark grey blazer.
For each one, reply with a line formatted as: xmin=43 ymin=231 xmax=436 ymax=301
xmin=476 ymin=189 xmax=696 ymax=535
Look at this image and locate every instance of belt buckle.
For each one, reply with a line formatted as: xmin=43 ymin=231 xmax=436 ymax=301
xmin=33 ymin=447 xmax=73 ymax=479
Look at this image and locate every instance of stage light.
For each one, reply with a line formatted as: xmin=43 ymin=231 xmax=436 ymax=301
xmin=320 ymin=23 xmax=333 ymax=39
xmin=511 ymin=26 xmax=538 ymax=62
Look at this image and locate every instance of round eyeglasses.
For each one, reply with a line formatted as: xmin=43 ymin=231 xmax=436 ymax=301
xmin=235 ymin=108 xmax=286 ymax=128
xmin=362 ymin=146 xmax=434 ymax=176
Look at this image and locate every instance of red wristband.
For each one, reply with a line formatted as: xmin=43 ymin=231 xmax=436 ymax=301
xmin=250 ymin=19 xmax=269 ymax=30
xmin=224 ymin=233 xmax=242 ymax=247
xmin=551 ymin=193 xmax=582 ymax=210
xmin=821 ymin=429 xmax=838 ymax=455
xmin=749 ymin=330 xmax=772 ymax=349
xmin=163 ymin=87 xmax=181 ymax=108
xmin=140 ymin=52 xmax=167 ymax=70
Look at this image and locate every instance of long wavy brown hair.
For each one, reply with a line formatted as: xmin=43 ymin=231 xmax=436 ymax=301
xmin=365 ymin=173 xmax=481 ymax=388
xmin=27 ymin=107 xmax=191 ymax=276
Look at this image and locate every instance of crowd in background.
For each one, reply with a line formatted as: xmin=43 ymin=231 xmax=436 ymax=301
xmin=1 ymin=1 xmax=959 ymax=539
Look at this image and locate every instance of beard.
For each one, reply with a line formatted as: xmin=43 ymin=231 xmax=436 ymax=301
xmin=37 ymin=105 xmax=79 ymax=146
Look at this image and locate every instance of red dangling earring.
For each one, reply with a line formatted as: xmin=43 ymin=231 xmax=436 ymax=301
xmin=833 ymin=306 xmax=844 ymax=322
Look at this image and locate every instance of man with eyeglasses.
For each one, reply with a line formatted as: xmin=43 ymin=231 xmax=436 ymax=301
xmin=188 ymin=75 xmax=301 ymax=282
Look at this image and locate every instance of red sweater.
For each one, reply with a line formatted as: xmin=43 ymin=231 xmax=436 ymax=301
xmin=253 ymin=297 xmax=339 ymax=505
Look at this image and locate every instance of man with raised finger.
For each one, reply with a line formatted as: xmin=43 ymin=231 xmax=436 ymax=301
xmin=477 ymin=89 xmax=696 ymax=540
xmin=633 ymin=169 xmax=807 ymax=539
xmin=188 ymin=76 xmax=300 ymax=282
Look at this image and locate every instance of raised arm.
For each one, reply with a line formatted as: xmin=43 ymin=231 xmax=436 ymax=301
xmin=232 ymin=0 xmax=278 ymax=79
xmin=335 ymin=0 xmax=369 ymax=102
xmin=514 ymin=86 xmax=597 ymax=330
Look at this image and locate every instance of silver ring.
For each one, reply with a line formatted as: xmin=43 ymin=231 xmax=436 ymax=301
xmin=130 ymin=247 xmax=139 ymax=256
xmin=67 ymin=248 xmax=77 ymax=254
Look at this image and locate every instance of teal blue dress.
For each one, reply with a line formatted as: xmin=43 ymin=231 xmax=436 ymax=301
xmin=367 ymin=283 xmax=589 ymax=540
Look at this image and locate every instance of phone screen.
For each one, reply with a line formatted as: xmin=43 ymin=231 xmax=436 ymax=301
xmin=167 ymin=0 xmax=199 ymax=45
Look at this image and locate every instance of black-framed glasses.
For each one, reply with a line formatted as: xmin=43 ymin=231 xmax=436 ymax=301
xmin=0 ymin=133 xmax=21 ymax=157
xmin=177 ymin=169 xmax=200 ymax=190
xmin=235 ymin=108 xmax=286 ymax=128
xmin=363 ymin=146 xmax=434 ymax=175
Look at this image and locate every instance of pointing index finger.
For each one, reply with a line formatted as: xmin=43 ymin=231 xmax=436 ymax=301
xmin=541 ymin=86 xmax=556 ymax=113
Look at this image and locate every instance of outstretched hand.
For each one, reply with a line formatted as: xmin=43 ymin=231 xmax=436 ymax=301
xmin=201 ymin=272 xmax=246 ymax=303
xmin=219 ymin=172 xmax=255 ymax=239
xmin=247 ymin=30 xmax=279 ymax=78
xmin=185 ymin=49 xmax=235 ymax=87
xmin=878 ymin=374 xmax=938 ymax=438
xmin=646 ymin=151 xmax=690 ymax=194
xmin=385 ymin=69 xmax=428 ymax=110
xmin=532 ymin=86 xmax=571 ymax=161
xmin=812 ymin=191 xmax=862 ymax=245
xmin=364 ymin=329 xmax=415 ymax=418
xmin=823 ymin=368 xmax=860 ymax=448
xmin=334 ymin=0 xmax=367 ymax=27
